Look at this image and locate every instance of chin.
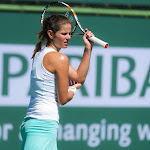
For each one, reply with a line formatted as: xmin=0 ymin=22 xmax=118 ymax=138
xmin=63 ymin=45 xmax=68 ymax=48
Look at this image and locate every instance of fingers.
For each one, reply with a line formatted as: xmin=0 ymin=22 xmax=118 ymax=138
xmin=69 ymin=80 xmax=82 ymax=89
xmin=84 ymin=28 xmax=94 ymax=39
xmin=83 ymin=28 xmax=95 ymax=47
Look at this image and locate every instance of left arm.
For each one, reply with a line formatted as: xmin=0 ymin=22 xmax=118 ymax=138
xmin=68 ymin=29 xmax=94 ymax=84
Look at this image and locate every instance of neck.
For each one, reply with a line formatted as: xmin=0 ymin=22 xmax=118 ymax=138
xmin=47 ymin=43 xmax=61 ymax=52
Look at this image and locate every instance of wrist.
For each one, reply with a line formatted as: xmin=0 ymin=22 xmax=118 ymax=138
xmin=84 ymin=47 xmax=92 ymax=55
xmin=68 ymin=87 xmax=77 ymax=94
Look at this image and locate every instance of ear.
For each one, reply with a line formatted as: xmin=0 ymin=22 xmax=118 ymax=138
xmin=47 ymin=30 xmax=54 ymax=40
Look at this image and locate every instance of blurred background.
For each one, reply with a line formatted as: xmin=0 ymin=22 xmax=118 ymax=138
xmin=0 ymin=0 xmax=150 ymax=150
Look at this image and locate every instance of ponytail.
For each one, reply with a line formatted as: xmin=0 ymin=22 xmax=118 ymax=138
xmin=31 ymin=41 xmax=42 ymax=59
xmin=32 ymin=30 xmax=44 ymax=59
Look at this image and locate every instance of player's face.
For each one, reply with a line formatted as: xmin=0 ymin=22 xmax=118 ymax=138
xmin=52 ymin=23 xmax=72 ymax=50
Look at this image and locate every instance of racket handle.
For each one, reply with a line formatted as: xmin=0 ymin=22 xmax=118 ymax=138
xmin=88 ymin=36 xmax=109 ymax=48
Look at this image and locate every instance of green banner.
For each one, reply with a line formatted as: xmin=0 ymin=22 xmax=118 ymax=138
xmin=0 ymin=12 xmax=150 ymax=47
xmin=0 ymin=107 xmax=150 ymax=150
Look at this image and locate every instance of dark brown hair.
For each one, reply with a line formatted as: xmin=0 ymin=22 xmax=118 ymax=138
xmin=32 ymin=14 xmax=72 ymax=58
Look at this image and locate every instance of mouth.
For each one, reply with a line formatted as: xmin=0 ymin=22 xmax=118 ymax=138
xmin=64 ymin=41 xmax=69 ymax=46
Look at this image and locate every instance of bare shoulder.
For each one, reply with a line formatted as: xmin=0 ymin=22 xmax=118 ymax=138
xmin=43 ymin=52 xmax=69 ymax=73
xmin=45 ymin=52 xmax=69 ymax=64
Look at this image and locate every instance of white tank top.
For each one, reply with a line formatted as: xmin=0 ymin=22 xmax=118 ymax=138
xmin=26 ymin=47 xmax=59 ymax=122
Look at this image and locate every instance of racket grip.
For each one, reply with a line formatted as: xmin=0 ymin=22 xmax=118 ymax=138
xmin=88 ymin=36 xmax=109 ymax=48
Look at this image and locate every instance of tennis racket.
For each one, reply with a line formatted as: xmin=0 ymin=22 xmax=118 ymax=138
xmin=41 ymin=1 xmax=109 ymax=48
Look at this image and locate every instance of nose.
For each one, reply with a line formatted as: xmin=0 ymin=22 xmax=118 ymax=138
xmin=66 ymin=34 xmax=71 ymax=40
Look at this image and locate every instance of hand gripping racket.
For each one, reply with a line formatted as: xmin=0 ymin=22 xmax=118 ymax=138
xmin=41 ymin=1 xmax=109 ymax=48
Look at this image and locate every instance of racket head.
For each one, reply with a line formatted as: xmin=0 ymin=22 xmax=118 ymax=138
xmin=41 ymin=1 xmax=84 ymax=36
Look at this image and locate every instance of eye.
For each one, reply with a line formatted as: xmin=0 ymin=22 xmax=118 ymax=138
xmin=61 ymin=32 xmax=71 ymax=36
xmin=61 ymin=33 xmax=67 ymax=35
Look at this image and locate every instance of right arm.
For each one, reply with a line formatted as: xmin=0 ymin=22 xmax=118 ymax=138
xmin=44 ymin=52 xmax=81 ymax=105
xmin=55 ymin=53 xmax=82 ymax=105
xmin=56 ymin=53 xmax=73 ymax=105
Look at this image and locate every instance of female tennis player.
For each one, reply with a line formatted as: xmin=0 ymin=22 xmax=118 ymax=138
xmin=21 ymin=14 xmax=94 ymax=150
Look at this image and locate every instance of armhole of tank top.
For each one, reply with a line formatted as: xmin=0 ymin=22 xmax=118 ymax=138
xmin=41 ymin=50 xmax=56 ymax=75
